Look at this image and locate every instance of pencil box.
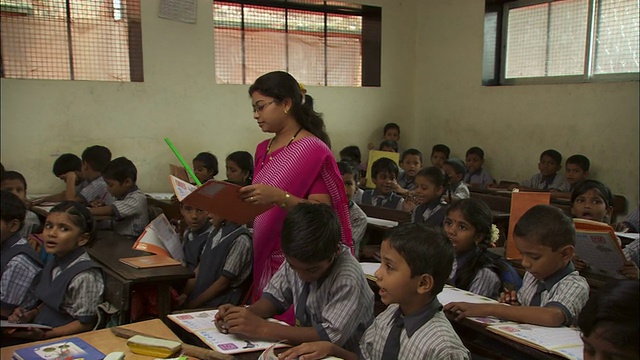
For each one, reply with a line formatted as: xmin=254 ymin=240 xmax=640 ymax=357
xmin=126 ymin=335 xmax=181 ymax=358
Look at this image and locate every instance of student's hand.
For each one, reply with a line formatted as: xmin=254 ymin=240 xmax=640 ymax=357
xmin=89 ymin=199 xmax=105 ymax=208
xmin=499 ymin=289 xmax=520 ymax=305
xmin=367 ymin=142 xmax=375 ymax=151
xmin=239 ymin=184 xmax=284 ymax=206
xmin=8 ymin=307 xmax=38 ymax=324
xmin=572 ymin=255 xmax=590 ymax=272
xmin=214 ymin=304 xmax=235 ymax=333
xmin=279 ymin=341 xmax=336 ymax=360
xmin=11 ymin=327 xmax=47 ymax=340
xmin=60 ymin=171 xmax=77 ymax=184
xmin=619 ymin=261 xmax=639 ymax=280
xmin=444 ymin=302 xmax=487 ymax=321
xmin=220 ymin=306 xmax=268 ymax=338
xmin=614 ymin=222 xmax=631 ymax=233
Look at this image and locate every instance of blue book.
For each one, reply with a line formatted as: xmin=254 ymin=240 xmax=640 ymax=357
xmin=13 ymin=337 xmax=105 ymax=360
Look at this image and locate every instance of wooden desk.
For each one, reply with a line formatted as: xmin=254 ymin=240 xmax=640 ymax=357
xmin=1 ymin=319 xmax=181 ymax=360
xmin=88 ymin=231 xmax=194 ymax=324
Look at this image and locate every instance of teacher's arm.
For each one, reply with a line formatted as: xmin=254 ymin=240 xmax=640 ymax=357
xmin=239 ymin=184 xmax=331 ymax=210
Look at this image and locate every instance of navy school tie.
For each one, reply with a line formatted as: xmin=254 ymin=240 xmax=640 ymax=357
xmin=381 ymin=316 xmax=404 ymax=360
xmin=530 ymin=282 xmax=546 ymax=306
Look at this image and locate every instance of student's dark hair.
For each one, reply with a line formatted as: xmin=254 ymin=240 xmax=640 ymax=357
xmin=1 ymin=190 xmax=26 ymax=230
xmin=226 ymin=151 xmax=253 ymax=185
xmin=249 ymin=71 xmax=331 ymax=148
xmin=383 ymin=122 xmax=400 ymax=136
xmin=540 ymin=149 xmax=562 ymax=164
xmin=193 ymin=152 xmax=219 ymax=177
xmin=444 ymin=158 xmax=467 ymax=176
xmin=400 ymin=148 xmax=422 ymax=163
xmin=49 ymin=201 xmax=97 ymax=246
xmin=431 ymin=144 xmax=450 ymax=158
xmin=386 ymin=223 xmax=454 ymax=294
xmin=514 ymin=205 xmax=575 ymax=250
xmin=416 ymin=166 xmax=448 ymax=188
xmin=1 ymin=170 xmax=27 ymax=190
xmin=337 ymin=160 xmax=360 ymax=181
xmin=578 ymin=279 xmax=639 ymax=353
xmin=378 ymin=140 xmax=398 ymax=152
xmin=566 ymin=154 xmax=590 ymax=172
xmin=466 ymin=146 xmax=485 ymax=159
xmin=52 ymin=153 xmax=82 ymax=177
xmin=81 ymin=145 xmax=112 ymax=173
xmin=570 ymin=180 xmax=614 ymax=208
xmin=339 ymin=145 xmax=362 ymax=164
xmin=371 ymin=157 xmax=399 ymax=178
xmin=103 ymin=157 xmax=137 ymax=183
xmin=281 ymin=203 xmax=341 ymax=263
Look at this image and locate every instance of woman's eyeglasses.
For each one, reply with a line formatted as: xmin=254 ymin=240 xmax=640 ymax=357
xmin=252 ymin=100 xmax=275 ymax=113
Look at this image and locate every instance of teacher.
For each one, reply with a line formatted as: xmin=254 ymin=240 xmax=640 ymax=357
xmin=238 ymin=71 xmax=353 ymax=308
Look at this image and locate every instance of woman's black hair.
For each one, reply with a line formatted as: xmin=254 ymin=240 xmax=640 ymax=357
xmin=48 ymin=201 xmax=97 ymax=246
xmin=226 ymin=151 xmax=254 ymax=185
xmin=249 ymin=71 xmax=331 ymax=148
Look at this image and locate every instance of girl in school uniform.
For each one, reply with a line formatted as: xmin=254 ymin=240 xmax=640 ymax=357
xmin=407 ymin=166 xmax=448 ymax=229
xmin=8 ymin=202 xmax=104 ymax=340
xmin=225 ymin=151 xmax=254 ymax=186
xmin=192 ymin=152 xmax=219 ymax=184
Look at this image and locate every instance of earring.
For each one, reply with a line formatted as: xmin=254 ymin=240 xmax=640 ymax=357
xmin=284 ymin=108 xmax=289 ymax=114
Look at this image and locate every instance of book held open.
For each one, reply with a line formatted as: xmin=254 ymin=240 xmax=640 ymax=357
xmin=573 ymin=218 xmax=627 ymax=279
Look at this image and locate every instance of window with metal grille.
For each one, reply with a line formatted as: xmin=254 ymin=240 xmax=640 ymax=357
xmin=1 ymin=0 xmax=143 ymax=82
xmin=483 ymin=0 xmax=639 ymax=85
xmin=213 ymin=0 xmax=381 ymax=87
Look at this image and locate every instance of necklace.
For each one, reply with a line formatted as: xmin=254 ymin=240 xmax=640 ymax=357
xmin=262 ymin=127 xmax=303 ymax=166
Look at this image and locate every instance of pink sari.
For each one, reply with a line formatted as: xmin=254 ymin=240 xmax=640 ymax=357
xmin=251 ymin=136 xmax=353 ymax=304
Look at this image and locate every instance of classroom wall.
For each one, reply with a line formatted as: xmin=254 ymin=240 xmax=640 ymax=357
xmin=412 ymin=0 xmax=639 ymax=211
xmin=0 ymin=0 xmax=417 ymax=194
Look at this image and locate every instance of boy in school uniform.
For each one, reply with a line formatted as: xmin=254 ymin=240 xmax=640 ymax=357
xmin=552 ymin=154 xmax=590 ymax=199
xmin=394 ymin=148 xmax=422 ymax=196
xmin=76 ymin=145 xmax=112 ymax=205
xmin=442 ymin=158 xmax=470 ymax=202
xmin=368 ymin=122 xmax=401 ymax=151
xmin=1 ymin=171 xmax=42 ymax=238
xmin=445 ymin=205 xmax=589 ymax=327
xmin=35 ymin=153 xmax=84 ymax=203
xmin=463 ymin=146 xmax=495 ymax=187
xmin=1 ymin=191 xmax=43 ymax=318
xmin=215 ymin=203 xmax=374 ymax=352
xmin=337 ymin=161 xmax=367 ymax=258
xmin=430 ymin=144 xmax=450 ymax=169
xmin=516 ymin=149 xmax=570 ymax=192
xmin=361 ymin=158 xmax=404 ymax=211
xmin=280 ymin=223 xmax=470 ymax=360
xmin=179 ymin=203 xmax=215 ymax=272
xmin=89 ymin=157 xmax=149 ymax=237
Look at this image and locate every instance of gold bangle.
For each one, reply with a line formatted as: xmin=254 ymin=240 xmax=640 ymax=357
xmin=279 ymin=192 xmax=290 ymax=208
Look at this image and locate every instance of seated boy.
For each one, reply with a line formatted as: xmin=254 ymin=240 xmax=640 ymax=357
xmin=35 ymin=153 xmax=84 ymax=202
xmin=337 ymin=161 xmax=367 ymax=258
xmin=394 ymin=149 xmax=422 ymax=196
xmin=179 ymin=203 xmax=215 ymax=272
xmin=430 ymin=144 xmax=450 ymax=169
xmin=280 ymin=223 xmax=470 ymax=360
xmin=89 ymin=157 xmax=149 ymax=237
xmin=515 ymin=149 xmax=570 ymax=192
xmin=215 ymin=203 xmax=374 ymax=352
xmin=76 ymin=145 xmax=112 ymax=205
xmin=463 ymin=146 xmax=495 ymax=188
xmin=361 ymin=158 xmax=404 ymax=210
xmin=1 ymin=191 xmax=43 ymax=318
xmin=445 ymin=205 xmax=589 ymax=327
xmin=368 ymin=122 xmax=400 ymax=151
xmin=552 ymin=154 xmax=590 ymax=199
xmin=1 ymin=171 xmax=42 ymax=238
xmin=442 ymin=158 xmax=470 ymax=202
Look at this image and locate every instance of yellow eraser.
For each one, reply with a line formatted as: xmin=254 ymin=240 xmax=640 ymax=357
xmin=126 ymin=335 xmax=181 ymax=358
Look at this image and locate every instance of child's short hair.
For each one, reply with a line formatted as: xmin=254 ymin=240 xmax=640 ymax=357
xmin=337 ymin=161 xmax=360 ymax=181
xmin=444 ymin=158 xmax=467 ymax=176
xmin=400 ymin=148 xmax=422 ymax=163
xmin=52 ymin=153 xmax=81 ymax=177
xmin=103 ymin=157 xmax=137 ymax=183
xmin=281 ymin=203 xmax=340 ymax=263
xmin=82 ymin=145 xmax=112 ymax=173
xmin=383 ymin=122 xmax=400 ymax=136
xmin=339 ymin=146 xmax=362 ymax=164
xmin=378 ymin=140 xmax=398 ymax=152
xmin=386 ymin=223 xmax=454 ymax=294
xmin=226 ymin=151 xmax=254 ymax=183
xmin=431 ymin=144 xmax=450 ymax=158
xmin=416 ymin=166 xmax=447 ymax=187
xmin=194 ymin=152 xmax=219 ymax=177
xmin=1 ymin=190 xmax=26 ymax=229
xmin=371 ymin=157 xmax=399 ymax=178
xmin=540 ymin=149 xmax=562 ymax=164
xmin=566 ymin=154 xmax=590 ymax=172
xmin=1 ymin=170 xmax=27 ymax=190
xmin=466 ymin=146 xmax=485 ymax=159
xmin=514 ymin=205 xmax=575 ymax=250
xmin=49 ymin=201 xmax=97 ymax=246
xmin=570 ymin=180 xmax=614 ymax=207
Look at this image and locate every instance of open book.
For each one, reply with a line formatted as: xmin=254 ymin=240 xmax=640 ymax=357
xmin=12 ymin=336 xmax=105 ymax=360
xmin=167 ymin=309 xmax=289 ymax=355
xmin=573 ymin=218 xmax=626 ymax=279
xmin=169 ymin=175 xmax=272 ymax=224
xmin=133 ymin=213 xmax=185 ymax=261
xmin=437 ymin=285 xmax=516 ymax=326
xmin=170 ymin=164 xmax=190 ymax=183
xmin=487 ymin=323 xmax=583 ymax=360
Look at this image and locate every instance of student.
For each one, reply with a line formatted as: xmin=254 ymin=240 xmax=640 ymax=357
xmin=76 ymin=145 xmax=112 ymax=205
xmin=463 ymin=146 xmax=494 ymax=187
xmin=35 ymin=153 xmax=83 ymax=203
xmin=430 ymin=144 xmax=450 ymax=169
xmin=337 ymin=161 xmax=367 ymax=258
xmin=225 ymin=151 xmax=253 ymax=186
xmin=339 ymin=145 xmax=366 ymax=181
xmin=564 ymin=154 xmax=590 ymax=192
xmin=445 ymin=205 xmax=589 ymax=327
xmin=367 ymin=122 xmax=400 ymax=151
xmin=280 ymin=223 xmax=470 ymax=360
xmin=616 ymin=205 xmax=639 ymax=233
xmin=179 ymin=213 xmax=252 ymax=309
xmin=445 ymin=199 xmax=521 ymax=299
xmin=394 ymin=148 xmax=422 ymax=196
xmin=193 ymin=152 xmax=218 ymax=184
xmin=378 ymin=140 xmax=398 ymax=153
xmin=1 ymin=191 xmax=43 ymax=318
xmin=180 ymin=203 xmax=214 ymax=272
xmin=442 ymin=158 xmax=470 ymax=202
xmin=89 ymin=157 xmax=149 ymax=237
xmin=1 ymin=171 xmax=42 ymax=238
xmin=578 ymin=279 xmax=638 ymax=360
xmin=7 ymin=202 xmax=104 ymax=340
xmin=361 ymin=158 xmax=404 ymax=210
xmin=410 ymin=166 xmax=448 ymax=228
xmin=516 ymin=149 xmax=570 ymax=191
xmin=215 ymin=204 xmax=373 ymax=352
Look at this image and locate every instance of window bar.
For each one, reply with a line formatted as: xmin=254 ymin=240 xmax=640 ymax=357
xmin=65 ymin=0 xmax=75 ymax=80
xmin=241 ymin=3 xmax=246 ymax=84
xmin=584 ymin=0 xmax=598 ymax=78
xmin=544 ymin=2 xmax=551 ymax=77
xmin=323 ymin=2 xmax=328 ymax=86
